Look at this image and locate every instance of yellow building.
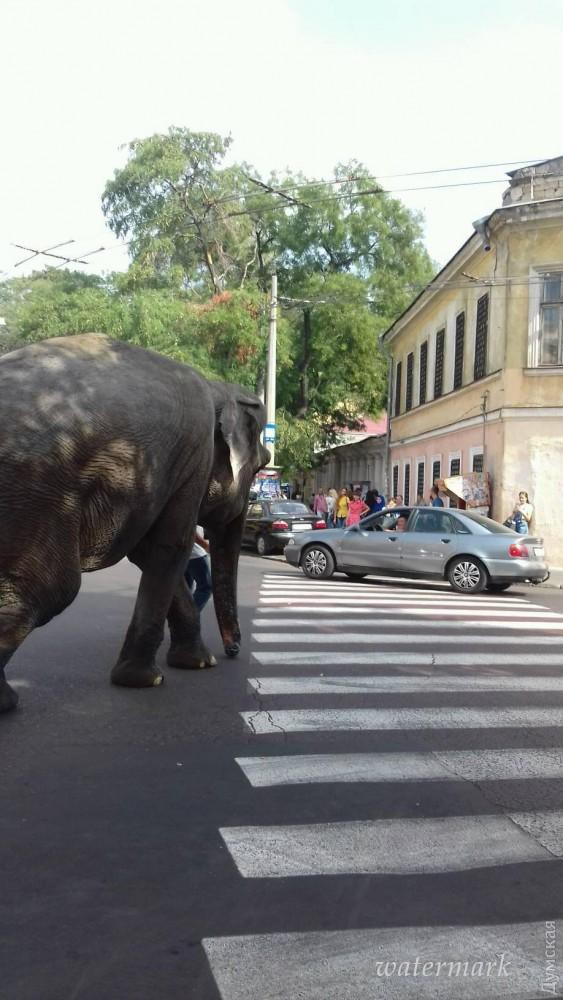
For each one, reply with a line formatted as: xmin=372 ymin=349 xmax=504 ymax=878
xmin=382 ymin=157 xmax=563 ymax=565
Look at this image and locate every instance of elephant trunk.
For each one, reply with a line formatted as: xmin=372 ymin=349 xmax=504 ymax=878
xmin=209 ymin=510 xmax=245 ymax=657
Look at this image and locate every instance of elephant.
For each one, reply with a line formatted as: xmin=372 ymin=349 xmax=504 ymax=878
xmin=0 ymin=333 xmax=269 ymax=714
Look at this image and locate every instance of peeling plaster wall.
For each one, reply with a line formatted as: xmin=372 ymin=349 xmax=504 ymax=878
xmin=502 ymin=419 xmax=563 ymax=564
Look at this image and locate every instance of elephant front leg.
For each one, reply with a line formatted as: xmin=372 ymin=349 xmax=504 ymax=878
xmin=111 ymin=569 xmax=180 ymax=688
xmin=209 ymin=513 xmax=244 ymax=658
xmin=166 ymin=579 xmax=217 ymax=670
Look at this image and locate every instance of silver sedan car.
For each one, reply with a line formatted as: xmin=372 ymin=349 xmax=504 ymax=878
xmin=284 ymin=506 xmax=549 ymax=594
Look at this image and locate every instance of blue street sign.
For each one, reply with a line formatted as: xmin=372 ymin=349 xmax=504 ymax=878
xmin=264 ymin=422 xmax=276 ymax=444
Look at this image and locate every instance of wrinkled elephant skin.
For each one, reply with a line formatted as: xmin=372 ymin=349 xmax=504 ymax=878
xmin=0 ymin=334 xmax=269 ymax=713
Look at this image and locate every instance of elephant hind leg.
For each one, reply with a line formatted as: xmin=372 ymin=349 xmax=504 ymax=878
xmin=0 ymin=555 xmax=82 ymax=714
xmin=0 ymin=604 xmax=35 ymax=713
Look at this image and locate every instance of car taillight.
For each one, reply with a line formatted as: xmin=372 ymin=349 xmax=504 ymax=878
xmin=509 ymin=542 xmax=529 ymax=558
xmin=271 ymin=520 xmax=289 ymax=531
xmin=314 ymin=520 xmax=326 ymax=529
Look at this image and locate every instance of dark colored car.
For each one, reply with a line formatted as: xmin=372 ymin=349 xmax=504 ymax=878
xmin=243 ymin=499 xmax=327 ymax=555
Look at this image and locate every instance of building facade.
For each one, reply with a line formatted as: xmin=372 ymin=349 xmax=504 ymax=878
xmin=382 ymin=158 xmax=563 ymax=564
xmin=310 ymin=429 xmax=387 ymax=498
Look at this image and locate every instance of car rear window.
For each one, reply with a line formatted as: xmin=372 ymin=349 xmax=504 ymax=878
xmin=270 ymin=502 xmax=310 ymax=515
xmin=457 ymin=511 xmax=515 ymax=534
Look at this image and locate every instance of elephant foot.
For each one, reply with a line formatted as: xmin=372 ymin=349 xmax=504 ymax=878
xmin=110 ymin=660 xmax=164 ymax=689
xmin=167 ymin=642 xmax=217 ymax=671
xmin=0 ymin=680 xmax=19 ymax=714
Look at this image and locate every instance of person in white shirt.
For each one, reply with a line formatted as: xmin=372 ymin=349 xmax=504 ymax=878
xmin=185 ymin=526 xmax=212 ymax=611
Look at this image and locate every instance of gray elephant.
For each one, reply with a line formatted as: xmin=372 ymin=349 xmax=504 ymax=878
xmin=0 ymin=334 xmax=269 ymax=714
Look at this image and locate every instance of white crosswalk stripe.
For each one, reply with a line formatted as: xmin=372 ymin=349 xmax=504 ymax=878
xmin=203 ymin=923 xmax=553 ymax=999
xmin=247 ymin=674 xmax=563 ymax=694
xmin=236 ymin=748 xmax=563 ymax=785
xmin=208 ymin=570 xmax=563 ymax=999
xmin=241 ymin=706 xmax=563 ymax=733
xmin=252 ymin=609 xmax=563 ymax=632
xmin=219 ymin=812 xmax=561 ymax=877
xmin=253 ymin=649 xmax=563 ymax=664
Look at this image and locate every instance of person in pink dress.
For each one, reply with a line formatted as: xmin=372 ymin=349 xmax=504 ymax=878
xmin=346 ymin=490 xmax=370 ymax=526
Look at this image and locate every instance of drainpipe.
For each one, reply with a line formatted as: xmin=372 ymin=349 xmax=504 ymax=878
xmin=384 ymin=356 xmax=393 ymax=498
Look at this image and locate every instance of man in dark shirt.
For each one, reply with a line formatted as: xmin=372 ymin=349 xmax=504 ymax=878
xmin=430 ymin=486 xmax=444 ymax=508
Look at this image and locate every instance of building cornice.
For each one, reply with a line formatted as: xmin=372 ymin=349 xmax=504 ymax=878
xmin=381 ymin=197 xmax=563 ymax=345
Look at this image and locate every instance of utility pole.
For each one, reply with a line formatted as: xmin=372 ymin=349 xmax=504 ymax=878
xmin=265 ymin=271 xmax=277 ymax=466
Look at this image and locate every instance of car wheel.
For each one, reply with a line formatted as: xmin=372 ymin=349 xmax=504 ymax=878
xmin=447 ymin=556 xmax=487 ymax=594
xmin=302 ymin=545 xmax=335 ymax=579
xmin=486 ymin=582 xmax=512 ymax=593
xmin=345 ymin=572 xmax=367 ymax=581
xmin=256 ymin=534 xmax=271 ymax=557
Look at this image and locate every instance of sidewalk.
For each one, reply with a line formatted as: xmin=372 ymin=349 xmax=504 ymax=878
xmin=539 ymin=565 xmax=563 ymax=589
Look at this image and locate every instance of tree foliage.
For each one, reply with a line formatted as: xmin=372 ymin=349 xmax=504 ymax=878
xmin=2 ymin=127 xmax=437 ymax=477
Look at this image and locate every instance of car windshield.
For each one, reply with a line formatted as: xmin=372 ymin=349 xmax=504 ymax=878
xmin=270 ymin=502 xmax=311 ymax=515
xmin=457 ymin=511 xmax=516 ymax=534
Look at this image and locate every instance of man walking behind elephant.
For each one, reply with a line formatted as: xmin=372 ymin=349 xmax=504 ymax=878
xmin=185 ymin=527 xmax=213 ymax=613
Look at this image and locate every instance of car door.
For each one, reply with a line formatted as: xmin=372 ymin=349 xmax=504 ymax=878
xmin=337 ymin=510 xmax=407 ymax=573
xmin=399 ymin=508 xmax=461 ymax=576
xmin=244 ymin=501 xmax=266 ymax=547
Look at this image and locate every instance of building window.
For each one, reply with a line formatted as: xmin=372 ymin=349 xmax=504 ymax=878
xmin=434 ymin=328 xmax=445 ymax=398
xmin=404 ymin=463 xmax=411 ymax=504
xmin=405 ymin=352 xmax=414 ymax=411
xmin=474 ymin=293 xmax=489 ymax=380
xmin=392 ymin=464 xmax=399 ymax=498
xmin=432 ymin=458 xmax=441 ymax=486
xmin=472 ymin=452 xmax=484 ymax=473
xmin=539 ymin=272 xmax=563 ymax=364
xmin=449 ymin=455 xmax=461 ymax=508
xmin=453 ymin=312 xmax=465 ymax=390
xmin=416 ymin=461 xmax=425 ymax=499
xmin=394 ymin=361 xmax=402 ymax=416
xmin=419 ymin=340 xmax=428 ymax=404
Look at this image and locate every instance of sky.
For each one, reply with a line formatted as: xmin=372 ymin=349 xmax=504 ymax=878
xmin=2 ymin=0 xmax=563 ymax=280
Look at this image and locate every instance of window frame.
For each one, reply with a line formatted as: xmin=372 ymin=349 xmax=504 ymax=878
xmin=419 ymin=339 xmax=428 ymax=405
xmin=434 ymin=328 xmax=445 ymax=399
xmin=470 ymin=446 xmax=484 ymax=473
xmin=431 ymin=455 xmax=442 ymax=491
xmin=410 ymin=509 xmax=459 ymax=534
xmin=474 ymin=293 xmax=489 ymax=381
xmin=394 ymin=360 xmax=403 ymax=417
xmin=528 ymin=265 xmax=563 ymax=368
xmin=416 ymin=458 xmax=425 ymax=500
xmin=405 ymin=352 xmax=414 ymax=411
xmin=453 ymin=310 xmax=465 ymax=390
xmin=403 ymin=461 xmax=411 ymax=505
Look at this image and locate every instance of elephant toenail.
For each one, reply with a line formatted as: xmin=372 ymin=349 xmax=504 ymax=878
xmin=152 ymin=675 xmax=164 ymax=686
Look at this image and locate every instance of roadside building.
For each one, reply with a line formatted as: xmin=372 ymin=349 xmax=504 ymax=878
xmin=310 ymin=415 xmax=387 ymax=496
xmin=381 ymin=157 xmax=563 ymax=563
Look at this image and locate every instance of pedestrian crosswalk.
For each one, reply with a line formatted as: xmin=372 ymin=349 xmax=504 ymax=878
xmin=204 ymin=572 xmax=563 ymax=998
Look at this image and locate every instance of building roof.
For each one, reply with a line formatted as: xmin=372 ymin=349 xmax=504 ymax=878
xmin=381 ymin=156 xmax=563 ymax=345
xmin=507 ymin=156 xmax=563 ymax=179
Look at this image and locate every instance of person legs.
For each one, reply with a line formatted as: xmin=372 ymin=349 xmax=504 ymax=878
xmin=185 ymin=554 xmax=213 ymax=612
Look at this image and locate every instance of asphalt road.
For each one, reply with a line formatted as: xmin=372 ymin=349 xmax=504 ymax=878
xmin=1 ymin=555 xmax=563 ymax=999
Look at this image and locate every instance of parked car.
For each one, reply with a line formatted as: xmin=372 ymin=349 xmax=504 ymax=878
xmin=284 ymin=505 xmax=549 ymax=593
xmin=243 ymin=499 xmax=326 ymax=555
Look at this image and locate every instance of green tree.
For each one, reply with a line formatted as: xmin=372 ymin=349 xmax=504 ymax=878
xmin=102 ymin=128 xmax=271 ymax=295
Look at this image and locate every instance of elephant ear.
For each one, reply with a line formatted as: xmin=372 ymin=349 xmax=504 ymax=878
xmin=217 ymin=389 xmax=266 ymax=486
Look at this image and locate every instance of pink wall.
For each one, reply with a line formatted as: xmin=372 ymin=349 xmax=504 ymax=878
xmin=389 ymin=422 xmax=501 ymax=503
